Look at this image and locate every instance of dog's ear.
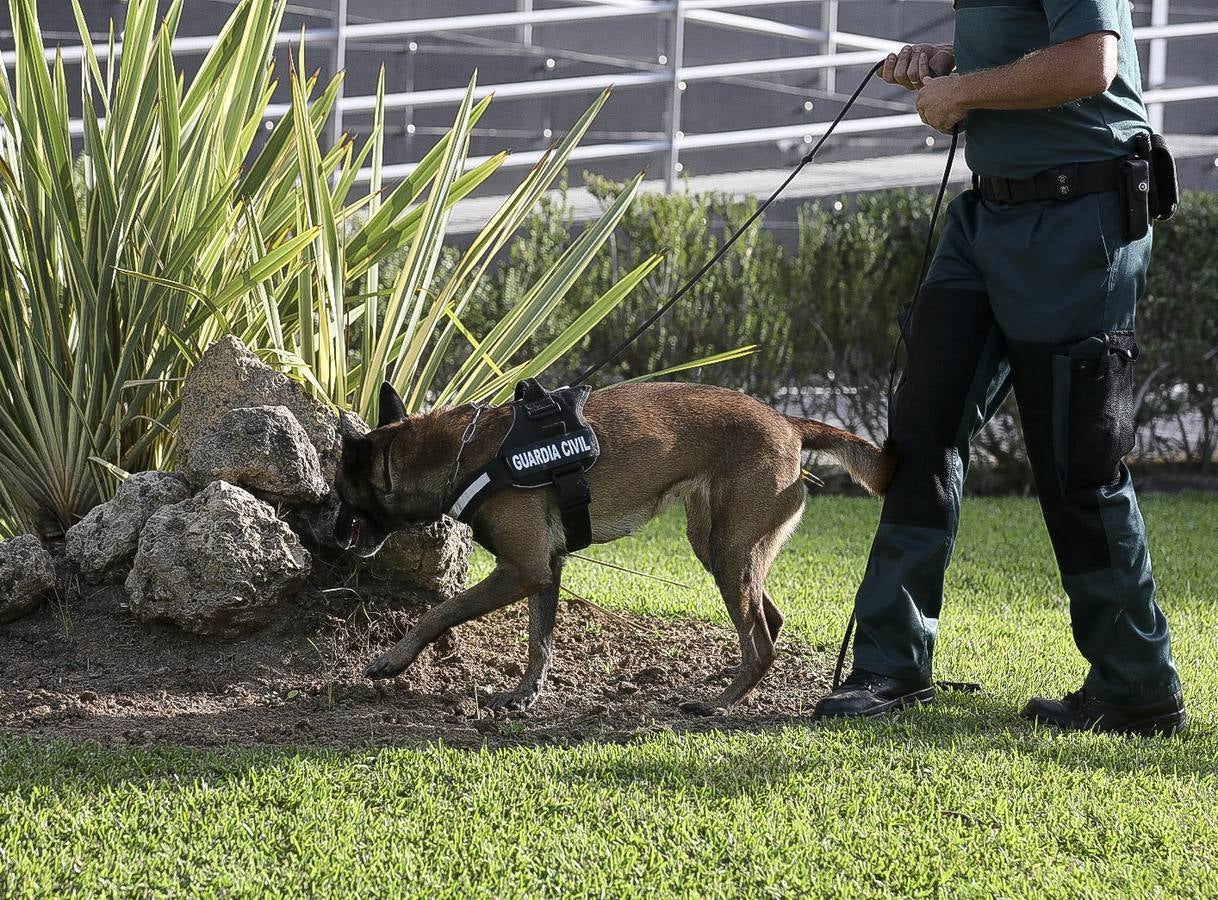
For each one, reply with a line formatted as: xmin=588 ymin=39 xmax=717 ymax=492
xmin=339 ymin=412 xmax=369 ymax=466
xmin=340 ymin=432 xmax=371 ymax=475
xmin=378 ymin=381 xmax=407 ymax=428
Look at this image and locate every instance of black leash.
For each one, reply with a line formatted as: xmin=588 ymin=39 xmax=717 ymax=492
xmin=572 ymin=60 xmax=886 ymax=387
xmin=831 ymin=123 xmax=981 ymax=695
xmin=885 ymin=124 xmax=961 ymax=418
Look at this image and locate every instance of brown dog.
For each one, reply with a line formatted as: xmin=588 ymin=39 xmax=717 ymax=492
xmin=336 ymin=381 xmax=893 ymax=715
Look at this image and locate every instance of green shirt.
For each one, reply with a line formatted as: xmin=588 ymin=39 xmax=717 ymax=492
xmin=954 ymin=0 xmax=1149 ymax=179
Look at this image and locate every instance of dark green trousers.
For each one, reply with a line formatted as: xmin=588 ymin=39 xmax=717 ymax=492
xmin=852 ymin=188 xmax=1181 ymax=704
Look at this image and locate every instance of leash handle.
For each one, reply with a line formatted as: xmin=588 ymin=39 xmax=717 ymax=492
xmin=572 ymin=60 xmax=885 ymax=387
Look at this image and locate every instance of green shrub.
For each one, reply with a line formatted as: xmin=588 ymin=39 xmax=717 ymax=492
xmin=1141 ymin=192 xmax=1218 ymax=471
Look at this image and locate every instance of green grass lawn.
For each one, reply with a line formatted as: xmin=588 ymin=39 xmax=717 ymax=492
xmin=3 ymin=495 xmax=1216 ymax=897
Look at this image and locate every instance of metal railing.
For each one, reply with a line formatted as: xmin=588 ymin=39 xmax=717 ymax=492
xmin=340 ymin=3 xmax=1218 ymax=186
xmin=17 ymin=1 xmax=1218 ymax=188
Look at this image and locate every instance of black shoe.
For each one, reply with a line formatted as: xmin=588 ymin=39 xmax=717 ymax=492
xmin=1022 ymin=689 xmax=1188 ymax=737
xmin=813 ymin=668 xmax=936 ymax=719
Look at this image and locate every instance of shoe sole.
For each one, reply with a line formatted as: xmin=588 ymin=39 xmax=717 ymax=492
xmin=1023 ymin=709 xmax=1189 ymax=737
xmin=1100 ymin=709 xmax=1189 ymax=737
xmin=816 ymin=686 xmax=937 ymax=720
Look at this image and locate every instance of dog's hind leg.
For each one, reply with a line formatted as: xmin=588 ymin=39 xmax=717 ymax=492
xmin=679 ymin=553 xmax=775 ymax=716
xmin=684 ymin=489 xmax=714 ymax=575
xmin=687 ymin=492 xmax=743 ymax=678
xmin=365 ymin=564 xmax=544 ymax=680
xmin=762 ymin=591 xmax=785 ymax=643
xmin=485 ymin=555 xmax=565 ymax=712
xmin=680 ymin=479 xmax=803 ymax=716
xmin=688 ymin=491 xmax=784 ymax=669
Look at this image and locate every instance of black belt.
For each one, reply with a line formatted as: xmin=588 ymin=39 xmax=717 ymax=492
xmin=973 ymin=158 xmax=1126 ymax=205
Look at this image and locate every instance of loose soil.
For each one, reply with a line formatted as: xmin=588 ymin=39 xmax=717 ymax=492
xmin=0 ymin=565 xmax=834 ymax=750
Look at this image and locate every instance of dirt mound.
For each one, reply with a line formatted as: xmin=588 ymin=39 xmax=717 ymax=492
xmin=0 ymin=569 xmax=834 ymax=750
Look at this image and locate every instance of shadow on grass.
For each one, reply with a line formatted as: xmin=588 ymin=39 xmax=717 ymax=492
xmin=1 ymin=688 xmax=1212 ymax=806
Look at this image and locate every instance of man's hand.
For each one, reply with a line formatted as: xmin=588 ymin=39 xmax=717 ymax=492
xmin=881 ymin=44 xmax=955 ymax=91
xmin=916 ymin=74 xmax=967 ymax=134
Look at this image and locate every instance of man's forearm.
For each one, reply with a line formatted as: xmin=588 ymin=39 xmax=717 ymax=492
xmin=955 ymin=33 xmax=1118 ymax=111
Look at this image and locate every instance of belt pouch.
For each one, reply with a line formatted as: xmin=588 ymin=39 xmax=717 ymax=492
xmin=1149 ymin=134 xmax=1179 ymax=220
xmin=1118 ymin=157 xmax=1151 ymax=242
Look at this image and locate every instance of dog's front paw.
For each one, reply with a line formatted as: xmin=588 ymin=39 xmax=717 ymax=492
xmin=679 ymin=700 xmax=728 ymax=717
xmin=365 ymin=652 xmax=409 ymax=680
xmin=485 ymin=686 xmax=540 ymax=713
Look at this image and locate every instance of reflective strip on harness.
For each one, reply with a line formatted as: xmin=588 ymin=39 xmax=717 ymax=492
xmin=448 ymin=470 xmax=492 ymax=519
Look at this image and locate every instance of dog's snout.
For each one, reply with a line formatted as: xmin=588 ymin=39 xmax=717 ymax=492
xmin=332 ymin=500 xmax=358 ymax=549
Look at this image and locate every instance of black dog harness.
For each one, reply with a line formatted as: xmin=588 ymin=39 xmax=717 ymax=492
xmin=442 ymin=379 xmax=599 ymax=551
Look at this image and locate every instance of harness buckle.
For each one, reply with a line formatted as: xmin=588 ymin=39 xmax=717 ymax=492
xmin=525 ymin=398 xmax=560 ymax=420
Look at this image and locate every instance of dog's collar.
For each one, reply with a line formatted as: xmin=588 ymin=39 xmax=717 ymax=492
xmin=438 ymin=403 xmax=487 ymax=516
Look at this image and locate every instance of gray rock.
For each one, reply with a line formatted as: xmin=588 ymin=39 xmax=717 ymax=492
xmin=0 ymin=535 xmax=57 ymax=624
xmin=178 ymin=336 xmax=342 ymax=485
xmin=64 ymin=471 xmax=191 ymax=582
xmin=125 ymin=481 xmax=311 ymax=639
xmin=184 ymin=405 xmax=327 ymax=505
xmin=367 ymin=519 xmax=472 ymax=601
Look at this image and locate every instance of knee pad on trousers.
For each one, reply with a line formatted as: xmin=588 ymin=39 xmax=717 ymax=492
xmin=881 ymin=425 xmax=959 ymax=530
xmin=881 ymin=287 xmax=993 ymax=530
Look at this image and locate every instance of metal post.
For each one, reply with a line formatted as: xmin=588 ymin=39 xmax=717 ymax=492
xmin=518 ymin=0 xmax=534 ymax=46
xmin=665 ymin=0 xmax=686 ymax=192
xmin=1147 ymin=0 xmax=1169 ymax=132
xmin=405 ymin=40 xmax=417 ymax=157
xmin=821 ymin=0 xmax=838 ymax=96
xmin=330 ymin=0 xmax=349 ymax=150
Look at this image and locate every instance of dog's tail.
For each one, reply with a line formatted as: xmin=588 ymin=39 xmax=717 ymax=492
xmin=786 ymin=416 xmax=896 ymax=496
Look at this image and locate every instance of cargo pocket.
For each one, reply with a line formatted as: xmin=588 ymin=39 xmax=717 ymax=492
xmin=1053 ymin=331 xmax=1139 ymax=492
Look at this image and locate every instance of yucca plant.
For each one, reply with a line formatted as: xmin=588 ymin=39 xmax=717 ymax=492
xmin=0 ymin=0 xmax=698 ymax=540
xmin=0 ymin=0 xmax=316 ymax=538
